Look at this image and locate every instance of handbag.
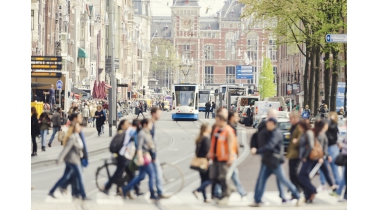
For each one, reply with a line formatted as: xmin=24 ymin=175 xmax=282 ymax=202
xmin=190 ymin=157 xmax=208 ymax=172
xmin=57 ymin=131 xmax=65 ymax=142
xmin=335 ymin=153 xmax=347 ymax=166
xmin=309 ymin=138 xmax=324 ymax=160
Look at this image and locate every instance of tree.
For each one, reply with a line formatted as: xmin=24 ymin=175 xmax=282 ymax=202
xmin=259 ymin=57 xmax=276 ymax=99
xmin=150 ymin=38 xmax=181 ymax=87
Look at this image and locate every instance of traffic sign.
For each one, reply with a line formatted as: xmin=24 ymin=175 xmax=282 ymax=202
xmin=325 ymin=34 xmax=347 ymax=43
xmin=236 ymin=65 xmax=253 ymax=79
xmin=56 ymin=80 xmax=63 ymax=90
xmin=31 ymin=72 xmax=62 ymax=78
xmin=31 ymin=64 xmax=62 ymax=70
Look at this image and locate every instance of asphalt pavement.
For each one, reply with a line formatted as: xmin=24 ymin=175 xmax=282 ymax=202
xmin=31 ymin=110 xmax=347 ymax=210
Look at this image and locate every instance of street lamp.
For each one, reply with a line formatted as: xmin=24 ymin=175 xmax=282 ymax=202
xmin=287 ymin=72 xmax=290 ymax=82
xmin=320 ymin=90 xmax=324 ymax=96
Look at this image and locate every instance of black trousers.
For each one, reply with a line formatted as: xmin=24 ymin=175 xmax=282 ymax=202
xmin=96 ymin=123 xmax=102 ymax=134
xmin=31 ymin=134 xmax=37 ymax=153
xmin=105 ymin=156 xmax=140 ymax=193
xmin=205 ymin=111 xmax=210 ymax=118
xmin=210 ymin=161 xmax=229 ymax=199
xmin=288 ymin=159 xmax=302 ymax=192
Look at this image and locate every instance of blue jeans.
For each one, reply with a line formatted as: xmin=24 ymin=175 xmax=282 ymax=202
xmin=49 ymin=162 xmax=86 ymax=198
xmin=319 ymin=145 xmax=341 ymax=185
xmin=153 ymin=159 xmax=164 ymax=196
xmin=48 ymin=127 xmax=60 ymax=144
xmin=40 ymin=130 xmax=47 ymax=147
xmin=214 ymin=168 xmax=247 ymax=197
xmin=121 ymin=162 xmax=157 ymax=199
xmin=254 ymin=163 xmax=299 ymax=203
xmin=336 ymin=166 xmax=346 ymax=195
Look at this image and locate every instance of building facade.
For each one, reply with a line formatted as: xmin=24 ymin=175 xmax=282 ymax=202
xmin=151 ymin=0 xmax=279 ymax=91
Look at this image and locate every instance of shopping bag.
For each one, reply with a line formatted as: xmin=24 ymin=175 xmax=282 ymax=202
xmin=57 ymin=131 xmax=65 ymax=142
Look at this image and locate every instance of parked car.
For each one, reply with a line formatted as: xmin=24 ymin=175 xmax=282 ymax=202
xmin=276 ymin=118 xmax=292 ymax=153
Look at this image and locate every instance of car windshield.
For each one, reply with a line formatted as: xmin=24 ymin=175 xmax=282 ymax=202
xmin=175 ymin=91 xmax=194 ymax=106
xmin=199 ymin=94 xmax=209 ymax=103
xmin=277 ymin=122 xmax=291 ymax=130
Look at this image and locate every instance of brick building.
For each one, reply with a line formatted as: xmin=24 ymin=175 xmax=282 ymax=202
xmin=151 ymin=0 xmax=279 ymax=90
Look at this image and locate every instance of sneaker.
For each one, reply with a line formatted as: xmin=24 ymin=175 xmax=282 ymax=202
xmin=48 ymin=193 xmax=55 ymax=198
xmin=204 ymin=199 xmax=211 ymax=203
xmin=296 ymin=199 xmax=304 ymax=206
xmin=241 ymin=194 xmax=248 ymax=200
xmin=249 ymin=202 xmax=264 ymax=207
xmin=338 ymin=198 xmax=347 ymax=202
xmin=159 ymin=194 xmax=170 ymax=199
xmin=330 ymin=192 xmax=339 ymax=197
xmin=100 ymin=189 xmax=109 ymax=195
xmin=192 ymin=191 xmax=199 ymax=199
xmin=217 ymin=197 xmax=229 ymax=206
xmin=48 ymin=143 xmax=51 ymax=147
xmin=282 ymin=199 xmax=292 ymax=204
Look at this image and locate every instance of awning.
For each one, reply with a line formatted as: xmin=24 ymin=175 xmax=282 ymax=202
xmin=78 ymin=48 xmax=88 ymax=58
xmin=31 ymin=82 xmax=50 ymax=88
xmin=71 ymin=87 xmax=87 ymax=94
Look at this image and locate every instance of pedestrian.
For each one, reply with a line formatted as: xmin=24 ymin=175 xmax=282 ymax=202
xmin=82 ymin=105 xmax=89 ymax=127
xmin=31 ymin=107 xmax=40 ymax=156
xmin=144 ymin=101 xmax=148 ymax=113
xmin=192 ymin=123 xmax=212 ymax=203
xmin=205 ymin=101 xmax=211 ymax=118
xmin=119 ymin=119 xmax=158 ymax=201
xmin=250 ymin=108 xmax=292 ymax=204
xmin=227 ymin=111 xmax=247 ymax=199
xmin=286 ymin=111 xmax=303 ymax=192
xmin=207 ymin=111 xmax=235 ymax=205
xmin=58 ymin=113 xmax=89 ymax=198
xmin=338 ymin=107 xmax=345 ymax=116
xmin=320 ymin=104 xmax=329 ymax=120
xmin=48 ymin=121 xmax=88 ymax=200
xmin=332 ymin=135 xmax=347 ymax=202
xmin=94 ymin=105 xmax=106 ymax=136
xmin=49 ymin=84 xmax=56 ymax=113
xmin=90 ymin=105 xmax=96 ymax=127
xmin=149 ymin=107 xmax=169 ymax=199
xmin=38 ymin=112 xmax=50 ymax=152
xmin=48 ymin=108 xmax=62 ymax=147
xmin=101 ymin=119 xmax=142 ymax=196
xmin=250 ymin=116 xmax=303 ymax=207
xmin=301 ymin=105 xmax=311 ymax=119
xmin=136 ymin=102 xmax=145 ymax=119
xmin=245 ymin=104 xmax=253 ymax=126
xmin=319 ymin=112 xmax=341 ymax=189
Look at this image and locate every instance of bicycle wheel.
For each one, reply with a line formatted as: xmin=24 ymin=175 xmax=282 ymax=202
xmin=95 ymin=162 xmax=129 ymax=191
xmin=160 ymin=162 xmax=185 ymax=197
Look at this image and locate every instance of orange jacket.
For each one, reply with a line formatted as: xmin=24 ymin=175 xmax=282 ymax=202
xmin=209 ymin=125 xmax=234 ymax=162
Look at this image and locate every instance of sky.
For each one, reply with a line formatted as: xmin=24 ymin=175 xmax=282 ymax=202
xmin=150 ymin=0 xmax=226 ymax=16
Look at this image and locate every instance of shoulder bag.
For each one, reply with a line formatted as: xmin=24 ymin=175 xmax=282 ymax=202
xmin=309 ymin=134 xmax=324 ymax=160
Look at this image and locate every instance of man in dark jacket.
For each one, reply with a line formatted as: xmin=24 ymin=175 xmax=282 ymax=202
xmin=205 ymin=101 xmax=211 ymax=118
xmin=250 ymin=118 xmax=303 ymax=207
xmin=245 ymin=104 xmax=253 ymax=126
xmin=48 ymin=108 xmax=62 ymax=147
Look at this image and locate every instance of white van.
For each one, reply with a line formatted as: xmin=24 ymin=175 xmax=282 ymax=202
xmin=254 ymin=101 xmax=281 ymax=117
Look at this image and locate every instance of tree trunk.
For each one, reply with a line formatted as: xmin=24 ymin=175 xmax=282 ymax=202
xmin=303 ymin=42 xmax=311 ymax=109
xmin=330 ymin=48 xmax=339 ymax=112
xmin=324 ymin=52 xmax=331 ymax=107
xmin=313 ymin=48 xmax=321 ymax=115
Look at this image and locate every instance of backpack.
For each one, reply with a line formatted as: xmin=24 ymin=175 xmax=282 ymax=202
xmin=109 ymin=131 xmax=126 ymax=153
xmin=308 ymin=133 xmax=324 ymax=160
xmin=301 ymin=111 xmax=310 ymax=119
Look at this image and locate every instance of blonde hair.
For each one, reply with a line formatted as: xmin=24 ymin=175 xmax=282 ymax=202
xmin=196 ymin=123 xmax=209 ymax=144
xmin=329 ymin=112 xmax=338 ymax=124
xmin=62 ymin=122 xmax=79 ymax=146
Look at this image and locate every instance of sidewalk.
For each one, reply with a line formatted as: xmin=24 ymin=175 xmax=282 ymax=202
xmin=31 ymin=113 xmax=151 ymax=169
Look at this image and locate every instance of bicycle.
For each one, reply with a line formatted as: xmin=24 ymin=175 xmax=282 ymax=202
xmin=95 ymin=158 xmax=185 ymax=197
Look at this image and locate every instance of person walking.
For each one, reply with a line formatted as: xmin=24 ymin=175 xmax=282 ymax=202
xmin=82 ymin=105 xmax=90 ymax=127
xmin=245 ymin=104 xmax=253 ymax=126
xmin=192 ymin=123 xmax=212 ymax=203
xmin=48 ymin=84 xmax=56 ymax=113
xmin=48 ymin=108 xmax=62 ymax=147
xmin=319 ymin=112 xmax=341 ymax=190
xmin=119 ymin=119 xmax=158 ymax=201
xmin=286 ymin=111 xmax=303 ymax=192
xmin=31 ymin=107 xmax=40 ymax=156
xmin=39 ymin=112 xmax=50 ymax=152
xmin=136 ymin=102 xmax=145 ymax=119
xmin=207 ymin=113 xmax=235 ymax=205
xmin=94 ymin=105 xmax=106 ymax=136
xmin=48 ymin=121 xmax=88 ymax=200
xmin=205 ymin=101 xmax=211 ymax=118
xmin=250 ymin=117 xmax=303 ymax=207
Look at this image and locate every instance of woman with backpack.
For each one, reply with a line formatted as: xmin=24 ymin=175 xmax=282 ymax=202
xmin=101 ymin=119 xmax=142 ymax=196
xmin=119 ymin=119 xmax=157 ymax=201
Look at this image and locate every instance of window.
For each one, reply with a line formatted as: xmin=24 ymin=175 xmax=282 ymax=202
xmin=81 ymin=28 xmax=85 ymax=39
xmin=269 ymin=40 xmax=277 ymax=61
xmin=31 ymin=10 xmax=34 ymax=30
xmin=183 ymin=45 xmax=190 ymax=59
xmin=273 ymin=67 xmax=277 ymax=83
xmin=205 ymin=45 xmax=214 ymax=60
xmin=226 ymin=66 xmax=236 ymax=84
xmin=247 ymin=33 xmax=258 ymax=61
xmin=205 ymin=66 xmax=214 ymax=84
xmin=225 ymin=40 xmax=236 ymax=60
xmin=79 ymin=58 xmax=85 ymax=67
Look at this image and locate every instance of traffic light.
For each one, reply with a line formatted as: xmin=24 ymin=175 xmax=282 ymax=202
xmin=143 ymin=89 xmax=145 ymax=96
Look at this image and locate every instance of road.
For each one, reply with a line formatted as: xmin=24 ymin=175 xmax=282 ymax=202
xmin=31 ymin=110 xmax=347 ymax=210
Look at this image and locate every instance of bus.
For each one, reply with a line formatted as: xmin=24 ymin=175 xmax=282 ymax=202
xmin=172 ymin=84 xmax=199 ymax=120
xmin=198 ymin=89 xmax=212 ymax=112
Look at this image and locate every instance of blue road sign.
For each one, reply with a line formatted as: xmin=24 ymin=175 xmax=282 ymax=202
xmin=236 ymin=65 xmax=253 ymax=79
xmin=326 ymin=34 xmax=347 ymax=43
xmin=56 ymin=80 xmax=63 ymax=89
